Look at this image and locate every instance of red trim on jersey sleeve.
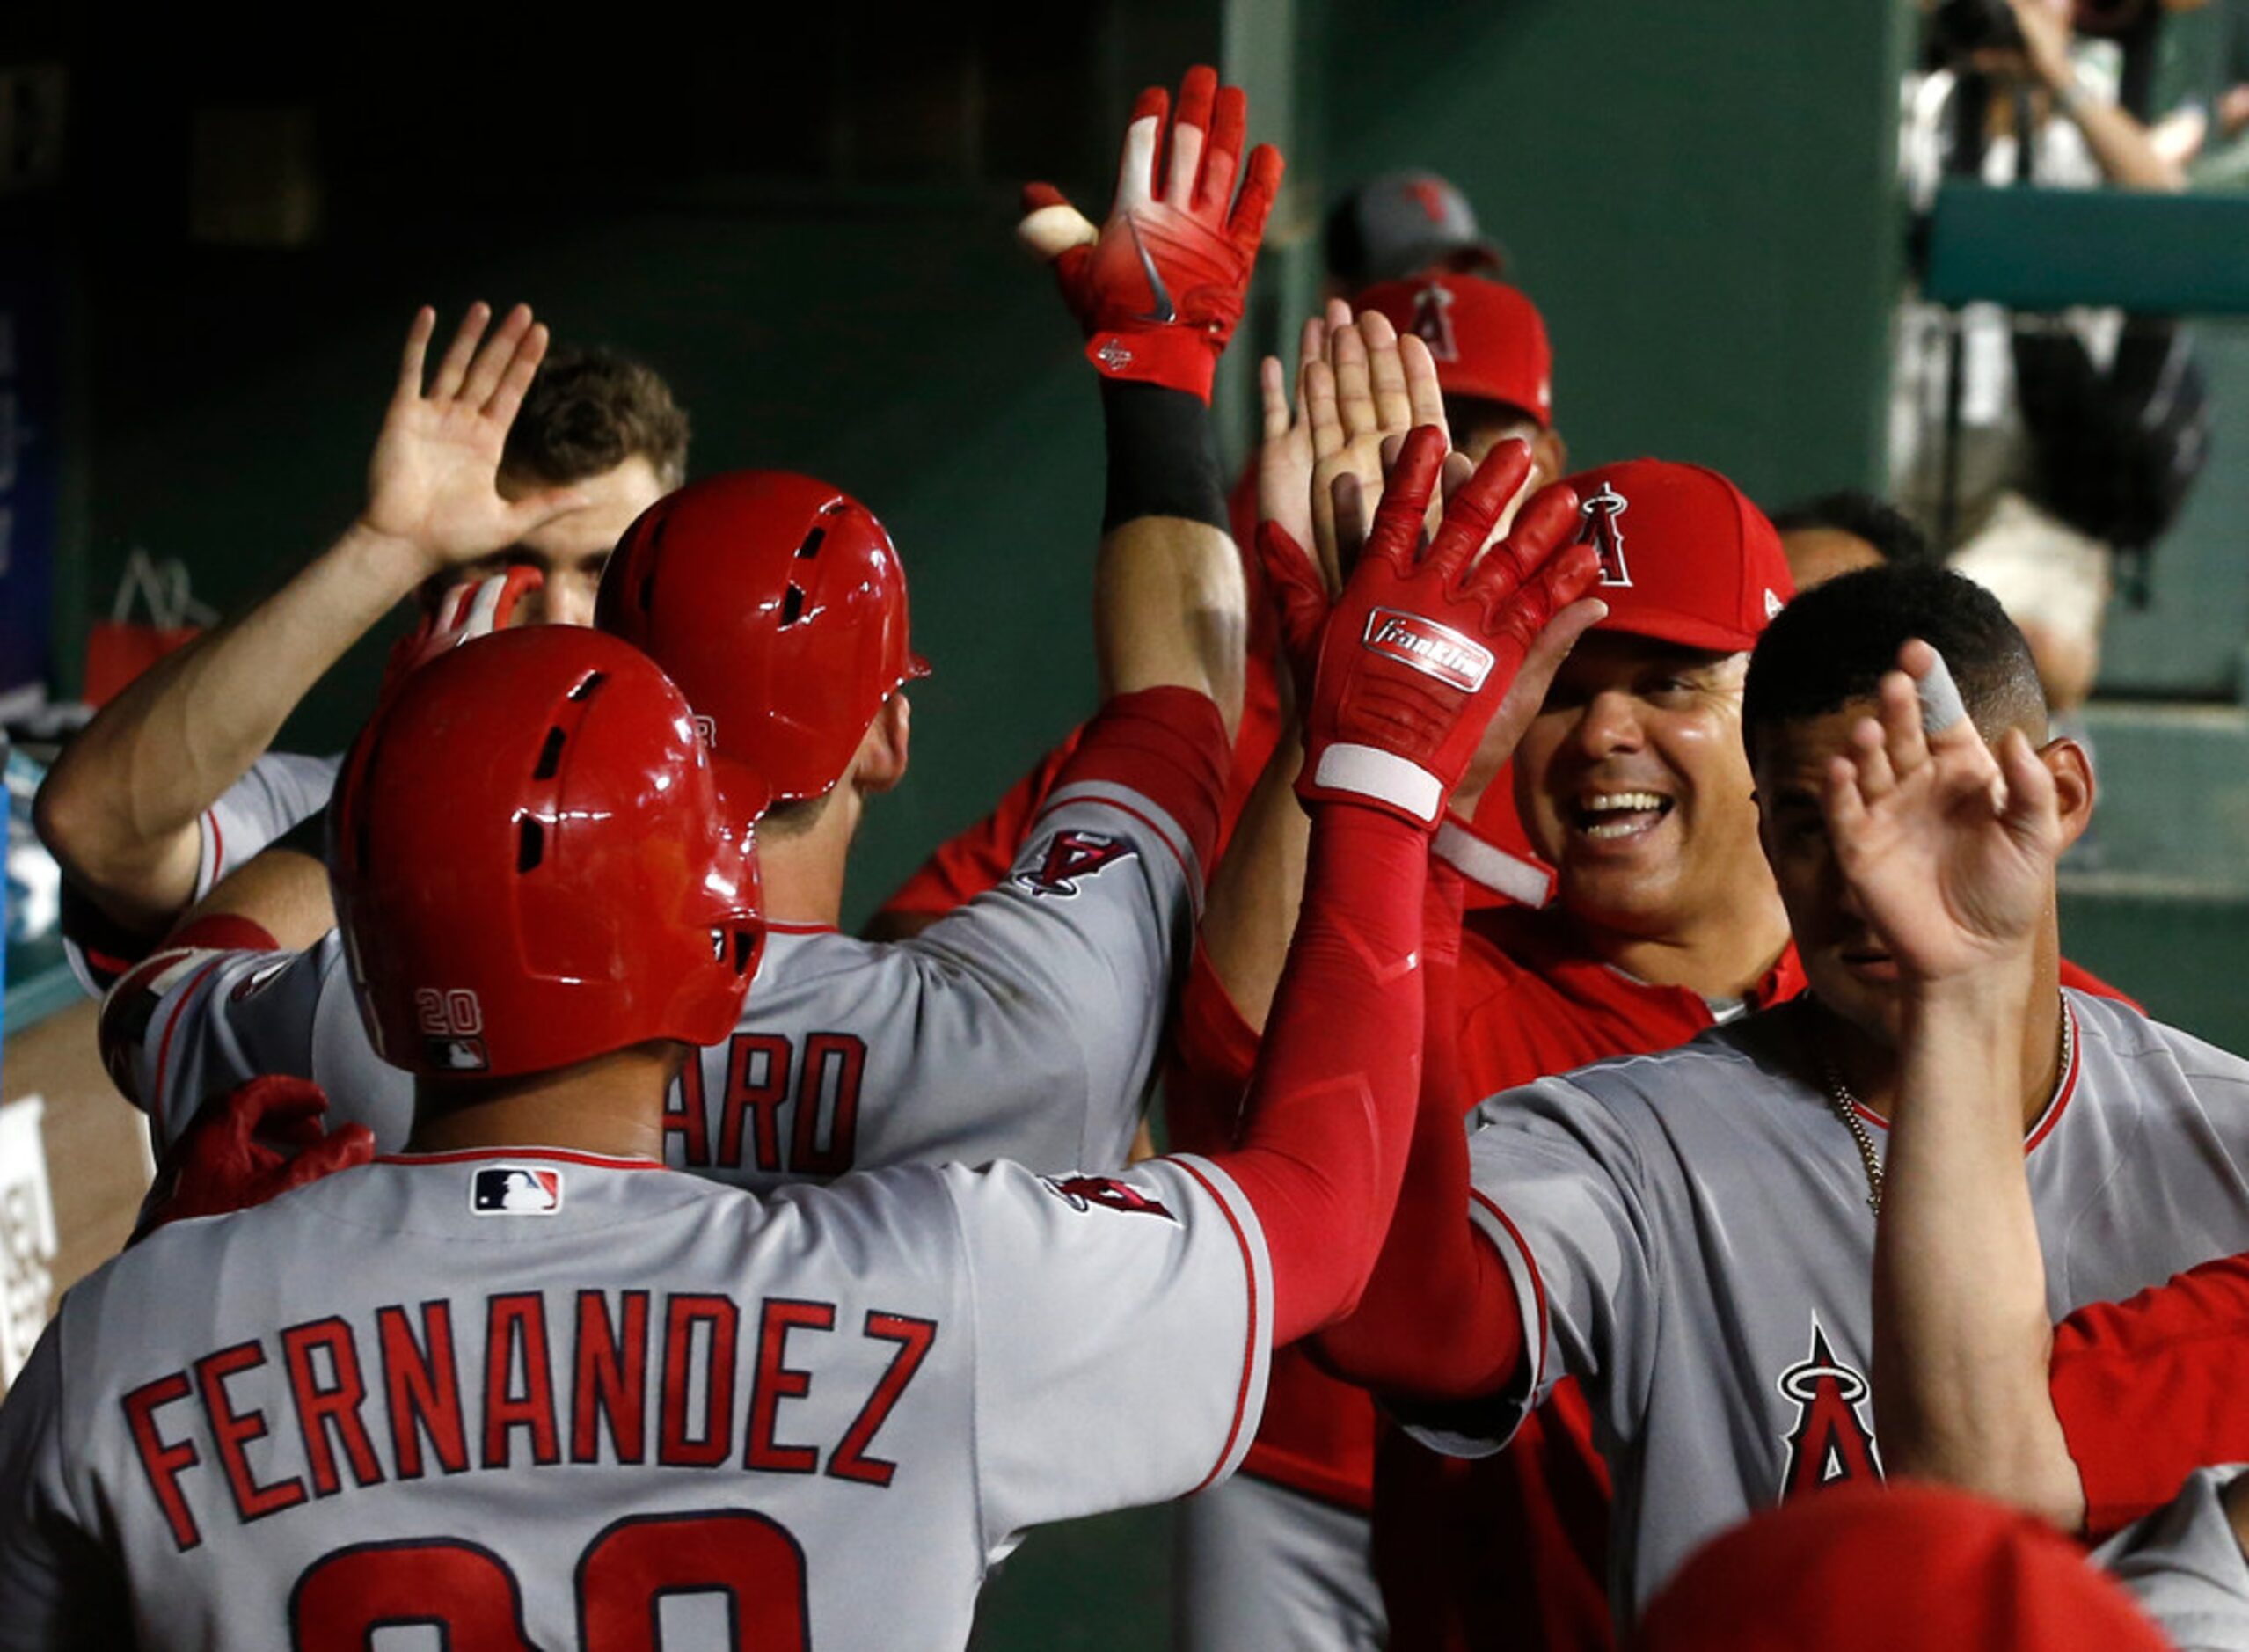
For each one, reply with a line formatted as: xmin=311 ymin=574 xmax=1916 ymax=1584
xmin=1471 ymin=1188 xmax=1551 ymax=1402
xmin=2050 ymin=1249 xmax=2249 ymax=1539
xmin=2021 ymin=1001 xmax=2083 ymax=1153
xmin=375 ymin=1147 xmax=668 ymax=1172
xmin=1175 ymin=1158 xmax=1265 ymax=1495
xmin=1045 ymin=686 xmax=1229 ymax=881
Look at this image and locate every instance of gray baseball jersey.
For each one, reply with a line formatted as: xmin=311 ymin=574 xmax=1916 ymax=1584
xmin=62 ymin=751 xmax=340 ymax=996
xmin=2098 ymin=1466 xmax=2249 ymax=1651
xmin=0 ymin=1149 xmax=1271 ymax=1650
xmin=1409 ymin=990 xmax=2249 ymax=1616
xmin=108 ymin=767 xmax=1203 ymax=1185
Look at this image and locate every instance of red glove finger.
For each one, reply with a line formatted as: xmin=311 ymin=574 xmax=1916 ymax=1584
xmin=1361 ymin=426 xmax=1450 ymax=577
xmin=1253 ymin=520 xmax=1331 ymax=710
xmin=1167 ymin=66 xmax=1217 ymax=204
xmin=1426 ymin=439 xmax=1536 ymax=585
xmin=1200 ymin=85 xmax=1247 ymax=213
xmin=1227 ymin=144 xmax=1287 ymax=260
xmin=268 ymin=1123 xmax=378 ymax=1200
xmin=1467 ymin=482 xmax=1588 ymax=627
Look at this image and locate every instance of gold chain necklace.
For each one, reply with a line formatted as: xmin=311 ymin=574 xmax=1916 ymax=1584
xmin=1816 ymin=1005 xmax=2075 ymax=1217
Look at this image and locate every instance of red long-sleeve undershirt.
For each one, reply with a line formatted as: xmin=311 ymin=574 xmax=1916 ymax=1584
xmin=1211 ymin=805 xmax=1429 ymax=1347
xmin=1312 ymin=855 xmax=1528 ymax=1402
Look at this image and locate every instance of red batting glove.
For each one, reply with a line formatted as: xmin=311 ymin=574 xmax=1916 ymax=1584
xmin=1297 ymin=428 xmax=1598 ymax=830
xmin=1253 ymin=517 xmax=1330 ymax=715
xmin=383 ymin=564 xmax=544 ymax=696
xmin=1019 ymin=64 xmax=1283 ymax=403
xmin=130 ymin=1075 xmax=376 ymax=1245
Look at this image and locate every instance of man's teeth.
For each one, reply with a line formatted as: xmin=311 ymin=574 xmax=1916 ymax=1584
xmin=1579 ymin=792 xmax=1670 ymax=839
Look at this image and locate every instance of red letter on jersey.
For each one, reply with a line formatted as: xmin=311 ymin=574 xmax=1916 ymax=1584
xmin=194 ymin=1341 xmax=308 ymax=1522
xmin=281 ymin=1318 xmax=385 ymax=1497
xmin=572 ymin=1290 xmax=650 ymax=1465
xmin=663 ymin=1060 xmax=711 ymax=1167
xmin=720 ymin=1034 xmax=791 ymax=1173
xmin=791 ymin=1034 xmax=866 ymax=1177
xmin=745 ymin=1299 xmax=835 ymax=1473
xmin=482 ymin=1294 xmax=561 ymax=1469
xmin=827 ymin=1312 xmax=938 ymax=1488
xmin=123 ymin=1371 xmax=203 ymax=1551
xmin=377 ymin=1301 xmax=470 ymax=1480
xmin=659 ymin=1295 xmax=741 ymax=1467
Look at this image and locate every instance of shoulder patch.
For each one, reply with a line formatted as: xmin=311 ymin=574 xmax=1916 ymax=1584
xmin=1041 ymin=1174 xmax=1174 ymax=1222
xmin=1014 ymin=830 xmax=1136 ymax=899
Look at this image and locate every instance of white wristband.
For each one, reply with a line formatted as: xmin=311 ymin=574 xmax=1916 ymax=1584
xmin=1311 ymin=743 xmax=1445 ymax=825
xmin=1435 ymin=819 xmax=1556 ymax=907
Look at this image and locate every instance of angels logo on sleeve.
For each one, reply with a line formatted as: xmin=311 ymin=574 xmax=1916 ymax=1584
xmin=1042 ymin=1174 xmax=1175 ymax=1221
xmin=1576 ymin=481 xmax=1633 ymax=588
xmin=471 ymin=1166 xmax=563 ymax=1215
xmin=1015 ymin=830 xmax=1136 ymax=899
xmin=1776 ymin=1317 xmax=1884 ymax=1498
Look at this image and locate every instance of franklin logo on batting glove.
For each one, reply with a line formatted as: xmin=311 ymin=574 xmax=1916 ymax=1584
xmin=1363 ymin=609 xmax=1493 ymax=693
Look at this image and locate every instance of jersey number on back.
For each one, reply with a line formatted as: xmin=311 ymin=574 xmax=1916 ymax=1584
xmin=290 ymin=1510 xmax=808 ymax=1648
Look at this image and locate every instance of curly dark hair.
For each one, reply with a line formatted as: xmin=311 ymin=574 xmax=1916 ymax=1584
xmin=502 ymin=346 xmax=690 ymax=489
xmin=1743 ymin=565 xmax=2045 ymax=763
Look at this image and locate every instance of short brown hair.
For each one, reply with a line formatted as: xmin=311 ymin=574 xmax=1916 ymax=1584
xmin=503 ymin=346 xmax=690 ymax=489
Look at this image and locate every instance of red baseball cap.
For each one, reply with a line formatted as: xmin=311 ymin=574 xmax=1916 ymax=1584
xmin=1559 ymin=457 xmax=1793 ymax=654
xmin=1355 ymin=273 xmax=1552 ymax=428
xmin=1640 ymin=1483 xmax=2169 ymax=1652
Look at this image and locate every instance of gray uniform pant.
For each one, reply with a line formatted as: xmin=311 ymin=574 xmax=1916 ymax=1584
xmin=1172 ymin=1473 xmax=1386 ymax=1651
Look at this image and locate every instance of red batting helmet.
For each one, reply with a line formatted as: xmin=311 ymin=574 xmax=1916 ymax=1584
xmin=595 ymin=471 xmax=931 ymax=802
xmin=331 ymin=627 xmax=764 ymax=1080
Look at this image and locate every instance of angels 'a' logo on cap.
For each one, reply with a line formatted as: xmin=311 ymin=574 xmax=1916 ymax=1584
xmin=1409 ymin=283 xmax=1459 ymax=363
xmin=1576 ymin=482 xmax=1633 ymax=588
xmin=471 ymin=1166 xmax=563 ymax=1216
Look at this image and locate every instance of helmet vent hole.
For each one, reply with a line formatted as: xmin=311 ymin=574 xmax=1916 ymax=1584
xmin=794 ymin=527 xmax=826 ymax=560
xmin=639 ymin=571 xmax=656 ymax=612
xmin=516 ymin=818 xmax=545 ymax=874
xmin=780 ymin=584 xmax=807 ymax=625
xmin=567 ymin=670 xmax=606 ymax=703
xmin=532 ymin=727 xmax=566 ymax=780
xmin=733 ymin=929 xmax=756 ymax=974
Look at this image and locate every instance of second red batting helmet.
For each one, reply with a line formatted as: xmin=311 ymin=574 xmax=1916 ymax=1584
xmin=331 ymin=627 xmax=764 ymax=1080
xmin=595 ymin=471 xmax=931 ymax=801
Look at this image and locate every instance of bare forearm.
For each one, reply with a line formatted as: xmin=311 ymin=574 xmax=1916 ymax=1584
xmin=1192 ymin=730 xmax=1308 ymax=1034
xmin=1874 ymin=976 xmax=2085 ymax=1527
xmin=179 ymin=848 xmax=335 ymax=952
xmin=1091 ymin=379 xmax=1245 ymax=734
xmin=38 ymin=523 xmax=426 ymax=927
xmin=2060 ymin=89 xmax=2187 ymax=191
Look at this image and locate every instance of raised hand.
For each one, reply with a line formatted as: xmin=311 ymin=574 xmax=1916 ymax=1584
xmin=1255 ymin=309 xmax=1449 ymax=709
xmin=1820 ymin=640 xmax=2064 ymax=984
xmin=1294 ymin=426 xmax=1602 ymax=830
xmin=359 ymin=303 xmax=588 ymax=577
xmin=1019 ymin=64 xmax=1283 ymax=403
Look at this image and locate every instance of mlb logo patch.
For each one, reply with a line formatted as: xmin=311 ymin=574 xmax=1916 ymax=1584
xmin=471 ymin=1166 xmax=564 ymax=1216
xmin=427 ymin=1036 xmax=489 ymax=1072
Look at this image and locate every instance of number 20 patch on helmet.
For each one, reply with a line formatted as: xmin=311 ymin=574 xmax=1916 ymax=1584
xmin=1362 ymin=609 xmax=1493 ymax=692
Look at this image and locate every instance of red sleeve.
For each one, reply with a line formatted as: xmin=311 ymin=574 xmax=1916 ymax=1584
xmin=1043 ymin=685 xmax=1228 ymax=879
xmin=1312 ymin=858 xmax=1527 ymax=1401
xmin=1208 ymin=807 xmax=1427 ymax=1346
xmin=2049 ymin=1249 xmax=2249 ymax=1539
xmin=1162 ymin=942 xmax=1263 ymax=1157
xmin=874 ymin=733 xmax=1087 ymax=918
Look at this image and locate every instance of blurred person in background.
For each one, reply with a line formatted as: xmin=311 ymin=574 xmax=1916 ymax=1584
xmin=1769 ymin=489 xmax=1938 ymax=588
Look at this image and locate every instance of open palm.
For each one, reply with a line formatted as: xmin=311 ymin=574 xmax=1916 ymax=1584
xmin=1822 ymin=641 xmax=2064 ymax=983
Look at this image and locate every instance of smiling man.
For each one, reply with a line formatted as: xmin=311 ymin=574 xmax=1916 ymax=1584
xmin=1171 ymin=455 xmax=1805 ymax=1651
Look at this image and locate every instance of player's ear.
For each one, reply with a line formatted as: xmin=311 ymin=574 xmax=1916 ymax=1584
xmin=852 ymin=693 xmax=912 ymax=796
xmin=2038 ymin=733 xmax=2096 ymax=850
